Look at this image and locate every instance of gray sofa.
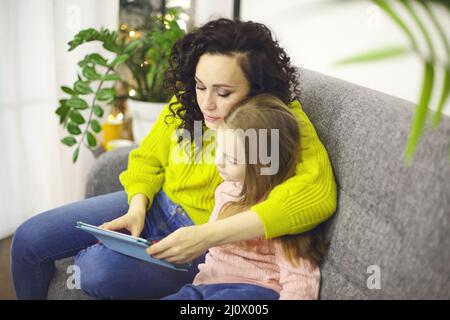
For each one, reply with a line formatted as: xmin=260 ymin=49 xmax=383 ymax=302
xmin=47 ymin=68 xmax=450 ymax=299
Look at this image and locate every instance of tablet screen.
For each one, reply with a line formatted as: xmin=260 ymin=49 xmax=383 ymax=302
xmin=76 ymin=221 xmax=191 ymax=271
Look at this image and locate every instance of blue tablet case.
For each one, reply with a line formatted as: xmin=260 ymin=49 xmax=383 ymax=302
xmin=76 ymin=221 xmax=191 ymax=271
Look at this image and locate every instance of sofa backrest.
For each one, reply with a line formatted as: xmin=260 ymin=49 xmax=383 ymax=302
xmin=85 ymin=145 xmax=137 ymax=198
xmin=298 ymin=69 xmax=450 ymax=299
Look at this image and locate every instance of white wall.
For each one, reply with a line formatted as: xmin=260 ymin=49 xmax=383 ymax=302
xmin=194 ymin=0 xmax=450 ymax=116
xmin=53 ymin=0 xmax=120 ymax=200
xmin=241 ymin=0 xmax=450 ymax=115
xmin=0 ymin=0 xmax=119 ymax=239
xmin=194 ymin=0 xmax=234 ymax=26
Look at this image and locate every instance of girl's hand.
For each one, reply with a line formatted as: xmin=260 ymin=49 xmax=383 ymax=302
xmin=100 ymin=207 xmax=146 ymax=237
xmin=146 ymin=224 xmax=212 ymax=264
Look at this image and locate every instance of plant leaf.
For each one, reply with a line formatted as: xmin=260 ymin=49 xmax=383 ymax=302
xmin=103 ymin=73 xmax=121 ymax=81
xmin=67 ymin=121 xmax=82 ymax=135
xmin=372 ymin=0 xmax=418 ymax=50
xmin=69 ymin=110 xmax=86 ymax=125
xmin=74 ymin=80 xmax=93 ymax=95
xmin=61 ymin=86 xmax=77 ymax=96
xmin=82 ymin=65 xmax=101 ymax=80
xmin=111 ymin=54 xmax=130 ymax=68
xmin=93 ymin=105 xmax=104 ymax=117
xmin=90 ymin=119 xmax=102 ymax=133
xmin=78 ymin=56 xmax=93 ymax=69
xmin=103 ymin=41 xmax=121 ymax=53
xmin=96 ymin=88 xmax=116 ymax=101
xmin=68 ymin=27 xmax=120 ymax=53
xmin=401 ymin=0 xmax=435 ymax=59
xmin=88 ymin=53 xmax=108 ymax=66
xmin=55 ymin=100 xmax=70 ymax=121
xmin=68 ymin=28 xmax=99 ymax=51
xmin=404 ymin=61 xmax=435 ymax=164
xmin=86 ymin=131 xmax=97 ymax=148
xmin=334 ymin=46 xmax=411 ymax=66
xmin=61 ymin=136 xmax=77 ymax=147
xmin=146 ymin=64 xmax=157 ymax=94
xmin=124 ymin=39 xmax=140 ymax=54
xmin=72 ymin=147 xmax=80 ymax=163
xmin=66 ymin=97 xmax=88 ymax=110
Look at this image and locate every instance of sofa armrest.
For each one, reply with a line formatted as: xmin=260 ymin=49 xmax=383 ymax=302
xmin=84 ymin=145 xmax=138 ymax=198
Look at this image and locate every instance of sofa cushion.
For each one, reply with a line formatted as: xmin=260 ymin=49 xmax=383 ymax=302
xmin=299 ymin=69 xmax=450 ymax=299
xmin=85 ymin=145 xmax=138 ymax=198
xmin=47 ymin=257 xmax=94 ymax=300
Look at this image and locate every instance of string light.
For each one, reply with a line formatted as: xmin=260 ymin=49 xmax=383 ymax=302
xmin=129 ymin=89 xmax=136 ymax=97
xmin=129 ymin=30 xmax=136 ymax=37
xmin=107 ymin=112 xmax=124 ymax=122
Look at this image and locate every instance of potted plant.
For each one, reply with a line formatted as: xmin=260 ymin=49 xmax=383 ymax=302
xmin=55 ymin=8 xmax=186 ymax=163
xmin=121 ymin=7 xmax=186 ymax=143
xmin=332 ymin=0 xmax=450 ymax=164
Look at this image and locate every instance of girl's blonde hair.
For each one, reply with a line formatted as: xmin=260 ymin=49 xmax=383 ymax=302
xmin=217 ymin=93 xmax=328 ymax=267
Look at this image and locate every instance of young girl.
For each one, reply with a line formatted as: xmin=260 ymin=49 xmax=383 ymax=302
xmin=162 ymin=94 xmax=328 ymax=300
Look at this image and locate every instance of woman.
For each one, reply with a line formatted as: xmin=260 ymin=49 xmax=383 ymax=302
xmin=11 ymin=18 xmax=336 ymax=299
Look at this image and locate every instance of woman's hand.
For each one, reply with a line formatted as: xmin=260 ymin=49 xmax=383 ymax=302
xmin=100 ymin=207 xmax=146 ymax=237
xmin=146 ymin=224 xmax=212 ymax=264
xmin=146 ymin=210 xmax=264 ymax=264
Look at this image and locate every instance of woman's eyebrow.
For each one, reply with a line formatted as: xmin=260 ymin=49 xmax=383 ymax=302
xmin=195 ymin=75 xmax=235 ymax=88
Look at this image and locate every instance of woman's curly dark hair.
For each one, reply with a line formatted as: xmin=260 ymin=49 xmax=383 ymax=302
xmin=163 ymin=18 xmax=301 ymax=146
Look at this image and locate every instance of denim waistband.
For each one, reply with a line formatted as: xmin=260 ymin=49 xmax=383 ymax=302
xmin=152 ymin=190 xmax=194 ymax=228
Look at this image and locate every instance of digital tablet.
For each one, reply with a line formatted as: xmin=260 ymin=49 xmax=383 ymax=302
xmin=76 ymin=221 xmax=191 ymax=271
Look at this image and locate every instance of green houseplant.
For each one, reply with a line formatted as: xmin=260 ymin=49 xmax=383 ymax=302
xmin=55 ymin=8 xmax=185 ymax=163
xmin=333 ymin=0 xmax=450 ymax=164
xmin=124 ymin=8 xmax=186 ymax=144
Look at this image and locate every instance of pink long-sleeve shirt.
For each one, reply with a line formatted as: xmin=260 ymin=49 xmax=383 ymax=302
xmin=192 ymin=181 xmax=321 ymax=300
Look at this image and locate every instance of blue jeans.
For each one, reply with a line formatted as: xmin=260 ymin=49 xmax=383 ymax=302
xmin=161 ymin=283 xmax=280 ymax=300
xmin=11 ymin=190 xmax=205 ymax=300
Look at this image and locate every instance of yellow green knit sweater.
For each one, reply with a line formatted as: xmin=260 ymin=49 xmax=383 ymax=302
xmin=119 ymin=95 xmax=337 ymax=238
